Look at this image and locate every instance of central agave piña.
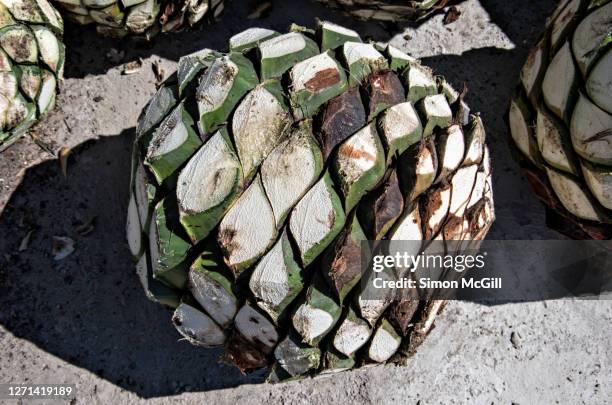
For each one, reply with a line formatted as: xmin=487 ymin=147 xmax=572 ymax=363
xmin=127 ymin=20 xmax=495 ymax=379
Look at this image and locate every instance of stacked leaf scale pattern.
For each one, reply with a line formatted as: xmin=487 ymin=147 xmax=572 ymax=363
xmin=0 ymin=0 xmax=64 ymax=150
xmin=509 ymin=0 xmax=612 ymax=239
xmin=127 ymin=21 xmax=495 ymax=380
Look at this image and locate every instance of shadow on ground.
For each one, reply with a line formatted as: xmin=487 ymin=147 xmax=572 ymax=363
xmin=64 ymin=0 xmax=390 ymax=78
xmin=0 ymin=130 xmax=265 ymax=398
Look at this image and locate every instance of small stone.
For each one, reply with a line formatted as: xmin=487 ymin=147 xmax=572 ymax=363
xmin=510 ymin=331 xmax=521 ymax=349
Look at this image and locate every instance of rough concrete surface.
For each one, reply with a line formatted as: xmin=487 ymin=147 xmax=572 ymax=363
xmin=0 ymin=0 xmax=610 ymax=403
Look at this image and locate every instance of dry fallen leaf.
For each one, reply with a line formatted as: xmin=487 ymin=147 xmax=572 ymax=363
xmin=122 ymin=59 xmax=143 ymax=75
xmin=58 ymin=146 xmax=72 ymax=177
xmin=152 ymin=60 xmax=165 ymax=87
xmin=443 ymin=6 xmax=461 ymax=24
xmin=52 ymin=236 xmax=75 ymax=261
xmin=19 ymin=230 xmax=34 ymax=252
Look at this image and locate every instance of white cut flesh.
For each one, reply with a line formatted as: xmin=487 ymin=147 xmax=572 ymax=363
xmin=368 ymin=323 xmax=400 ymax=363
xmin=146 ymin=105 xmax=188 ymax=160
xmin=320 ymin=20 xmax=360 ymax=39
xmin=581 ymin=161 xmax=612 ymax=210
xmin=449 ymin=164 xmax=479 ymax=217
xmin=421 ymin=94 xmax=452 ymax=134
xmin=572 ymin=2 xmax=612 ymax=77
xmin=196 ymin=56 xmax=238 ymax=116
xmin=32 ymin=27 xmax=60 ymax=73
xmin=333 ymin=316 xmax=371 ymax=356
xmin=520 ymin=38 xmax=545 ymax=97
xmin=545 ymin=167 xmax=605 ymax=222
xmin=249 ymin=235 xmax=291 ymax=318
xmin=570 ymin=94 xmax=612 ymax=166
xmin=463 ymin=117 xmax=485 ymax=166
xmin=509 ymin=99 xmax=538 ymax=165
xmin=380 ymin=101 xmax=422 ymax=154
xmin=343 ymin=41 xmax=387 ymax=69
xmin=289 ymin=176 xmax=337 ymax=263
xmin=261 ymin=128 xmax=320 ymax=226
xmin=411 ymin=143 xmax=437 ymax=200
xmin=549 ymin=0 xmax=581 ymax=50
xmin=467 ymin=171 xmax=487 ymax=210
xmin=229 ymin=27 xmax=277 ymax=50
xmin=387 ymin=44 xmax=417 ymax=64
xmin=292 ymin=304 xmax=334 ymax=343
xmin=586 ymin=48 xmax=612 ymax=115
xmin=177 ymin=131 xmax=240 ymax=215
xmin=408 ymin=65 xmax=435 ymax=92
xmin=0 ymin=26 xmax=37 ymax=63
xmin=336 ymin=123 xmax=380 ymax=186
xmin=0 ymin=72 xmax=17 ymax=99
xmin=234 ymin=304 xmax=278 ymax=351
xmin=173 ymin=303 xmax=226 ymax=347
xmin=189 ymin=270 xmax=237 ymax=328
xmin=542 ymin=41 xmax=577 ymax=122
xmin=536 ymin=109 xmax=578 ymax=175
xmin=292 ymin=52 xmax=340 ymax=92
xmin=37 ymin=72 xmax=55 ymax=114
xmin=425 ymin=186 xmax=451 ymax=237
xmin=389 ymin=206 xmax=423 ymax=274
xmin=438 ymin=124 xmax=465 ymax=180
xmin=260 ymin=32 xmax=306 ymax=59
xmin=232 ymin=84 xmax=288 ymax=179
xmin=218 ymin=175 xmax=277 ymax=270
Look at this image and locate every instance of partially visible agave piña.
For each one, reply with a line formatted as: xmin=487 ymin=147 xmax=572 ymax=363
xmin=52 ymin=0 xmax=224 ymax=38
xmin=509 ymin=0 xmax=612 ymax=239
xmin=315 ymin=0 xmax=451 ymax=21
xmin=0 ymin=0 xmax=64 ymax=151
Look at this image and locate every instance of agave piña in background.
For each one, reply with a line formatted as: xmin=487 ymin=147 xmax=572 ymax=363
xmin=315 ymin=0 xmax=452 ymax=21
xmin=509 ymin=0 xmax=612 ymax=239
xmin=52 ymin=0 xmax=224 ymax=37
xmin=127 ymin=20 xmax=494 ymax=379
xmin=0 ymin=0 xmax=64 ymax=151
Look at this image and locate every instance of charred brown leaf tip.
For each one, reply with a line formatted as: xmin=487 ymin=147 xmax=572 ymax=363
xmin=319 ymin=88 xmax=366 ymax=159
xmin=218 ymin=227 xmax=240 ymax=261
xmin=390 ymin=300 xmax=419 ymax=336
xmin=327 ymin=233 xmax=361 ymax=298
xmin=305 ymin=68 xmax=341 ymax=91
xmin=338 ymin=143 xmax=376 ymax=162
xmin=373 ymin=171 xmax=404 ymax=235
xmin=227 ymin=333 xmax=269 ymax=373
xmin=366 ymin=70 xmax=405 ymax=106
